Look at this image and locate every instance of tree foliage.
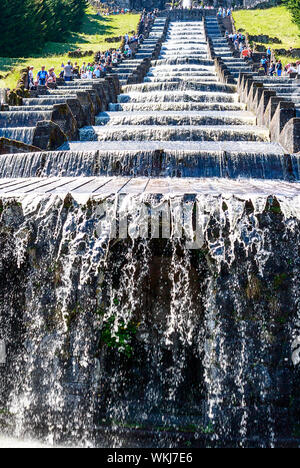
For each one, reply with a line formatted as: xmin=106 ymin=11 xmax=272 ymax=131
xmin=0 ymin=0 xmax=87 ymax=57
xmin=284 ymin=0 xmax=300 ymax=29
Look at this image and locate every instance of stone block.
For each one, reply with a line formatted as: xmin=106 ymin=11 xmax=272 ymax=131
xmin=65 ymin=98 xmax=85 ymax=128
xmin=270 ymin=101 xmax=296 ymax=144
xmin=51 ymin=103 xmax=78 ymax=140
xmin=0 ymin=137 xmax=41 ymax=154
xmin=257 ymin=89 xmax=276 ymax=126
xmin=264 ymin=96 xmax=281 ymax=129
xmin=76 ymin=91 xmax=95 ymax=126
xmin=32 ymin=120 xmax=67 ymax=150
xmin=279 ymin=118 xmax=300 ymax=153
xmin=248 ymin=82 xmax=263 ymax=113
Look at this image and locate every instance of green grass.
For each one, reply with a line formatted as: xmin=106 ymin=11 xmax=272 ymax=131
xmin=233 ymin=5 xmax=300 ymax=65
xmin=0 ymin=6 xmax=140 ymax=89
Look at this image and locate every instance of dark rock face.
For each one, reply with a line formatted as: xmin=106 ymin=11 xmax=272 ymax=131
xmin=32 ymin=121 xmax=67 ymax=151
xmin=51 ymin=104 xmax=78 ymax=141
xmin=0 ymin=138 xmax=41 ymax=154
xmin=279 ymin=118 xmax=300 ymax=154
xmin=0 ymin=194 xmax=299 ymax=447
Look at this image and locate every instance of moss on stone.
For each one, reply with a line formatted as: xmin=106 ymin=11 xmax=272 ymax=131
xmin=246 ymin=275 xmax=262 ymax=301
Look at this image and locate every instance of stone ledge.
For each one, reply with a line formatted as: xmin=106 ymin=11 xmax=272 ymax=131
xmin=0 ymin=137 xmax=41 ymax=155
xmin=32 ymin=120 xmax=67 ymax=151
xmin=279 ymin=118 xmax=300 ymax=154
xmin=238 ymin=72 xmax=300 ymax=153
xmin=51 ymin=103 xmax=78 ymax=141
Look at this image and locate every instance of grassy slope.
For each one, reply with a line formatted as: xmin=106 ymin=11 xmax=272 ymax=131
xmin=233 ymin=5 xmax=300 ymax=65
xmin=0 ymin=6 xmax=140 ymax=89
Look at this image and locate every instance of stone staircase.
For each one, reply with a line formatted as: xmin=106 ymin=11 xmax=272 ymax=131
xmin=0 ymin=15 xmax=299 ymax=186
xmin=0 ymin=18 xmax=168 ymax=153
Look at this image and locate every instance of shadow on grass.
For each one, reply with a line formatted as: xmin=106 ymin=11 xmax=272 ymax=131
xmin=26 ymin=14 xmax=117 ymax=57
xmin=0 ymin=58 xmax=23 ymax=73
xmin=81 ymin=13 xmax=115 ymax=37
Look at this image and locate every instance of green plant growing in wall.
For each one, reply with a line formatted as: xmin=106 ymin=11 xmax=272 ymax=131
xmin=100 ymin=315 xmax=138 ymax=358
xmin=201 ymin=421 xmax=215 ymax=434
xmin=273 ymin=272 xmax=288 ymax=290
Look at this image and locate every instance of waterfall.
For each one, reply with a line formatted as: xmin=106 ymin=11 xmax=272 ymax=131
xmin=79 ymin=124 xmax=270 ymax=142
xmin=0 ymin=111 xmax=52 ymax=128
xmin=1 ymin=148 xmax=298 ymax=180
xmin=0 ymin=192 xmax=299 ymax=446
xmin=0 ymin=16 xmax=299 ymax=448
xmin=0 ymin=127 xmax=35 ymax=145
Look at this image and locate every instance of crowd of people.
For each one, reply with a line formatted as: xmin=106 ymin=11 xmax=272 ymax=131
xmin=262 ymin=57 xmax=300 ymax=77
xmin=217 ymin=7 xmax=232 ymax=17
xmin=28 ymin=31 xmax=148 ymax=88
xmin=27 ymin=6 xmax=159 ymax=89
xmin=226 ymin=31 xmax=253 ymax=59
xmin=225 ymin=30 xmax=300 ymax=77
xmin=98 ymin=7 xmax=131 ymax=16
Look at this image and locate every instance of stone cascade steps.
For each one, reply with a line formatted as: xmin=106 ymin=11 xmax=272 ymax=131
xmin=0 ymin=17 xmax=168 ymax=150
xmin=0 ymin=127 xmax=36 ymax=146
xmin=94 ymin=110 xmax=257 ymax=126
xmin=79 ymin=124 xmax=270 ymax=143
xmin=0 ymin=17 xmax=296 ymax=183
xmin=118 ymin=91 xmax=239 ymax=104
xmin=9 ymin=105 xmax=57 ymax=112
xmin=0 ymin=111 xmax=53 ymax=128
xmin=121 ymin=81 xmax=237 ymax=93
xmin=0 ymin=141 xmax=290 ymax=179
xmin=205 ymin=17 xmax=254 ymax=80
xmin=77 ymin=22 xmax=272 ymax=150
xmin=109 ymin=22 xmax=168 ymax=84
xmin=212 ymin=16 xmax=300 ymax=151
xmin=108 ymin=101 xmax=247 ymax=112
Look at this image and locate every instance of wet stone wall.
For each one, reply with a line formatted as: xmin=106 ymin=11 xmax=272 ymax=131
xmin=0 ymin=194 xmax=299 ymax=447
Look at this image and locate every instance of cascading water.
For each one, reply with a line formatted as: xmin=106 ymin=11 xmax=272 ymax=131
xmin=0 ymin=127 xmax=35 ymax=145
xmin=0 ymin=190 xmax=300 ymax=447
xmin=0 ymin=111 xmax=52 ymax=128
xmin=0 ymin=17 xmax=300 ymax=448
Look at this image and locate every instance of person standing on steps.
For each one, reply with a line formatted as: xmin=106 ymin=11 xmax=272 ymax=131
xmin=260 ymin=56 xmax=268 ymax=75
xmin=276 ymin=60 xmax=283 ymax=77
xmin=63 ymin=61 xmax=73 ymax=82
xmin=47 ymin=67 xmax=56 ymax=84
xmin=269 ymin=62 xmax=275 ymax=76
xmin=37 ymin=66 xmax=48 ymax=86
xmin=28 ymin=66 xmax=35 ymax=89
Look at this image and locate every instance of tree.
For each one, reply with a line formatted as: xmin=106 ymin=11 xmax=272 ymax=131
xmin=284 ymin=0 xmax=300 ymax=29
xmin=0 ymin=0 xmax=30 ymax=56
xmin=0 ymin=0 xmax=88 ymax=57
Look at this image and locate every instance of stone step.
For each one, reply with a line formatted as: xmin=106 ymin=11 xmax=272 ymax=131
xmin=0 ymin=111 xmax=52 ymax=128
xmin=9 ymin=105 xmax=54 ymax=112
xmin=0 ymin=127 xmax=35 ymax=145
xmin=79 ymin=124 xmax=270 ymax=143
xmin=65 ymin=140 xmax=282 ymax=155
xmin=108 ymin=101 xmax=246 ymax=112
xmin=122 ymin=81 xmax=236 ymax=94
xmin=95 ymin=110 xmax=256 ymax=126
xmin=0 ymin=176 xmax=298 ymax=197
xmin=118 ymin=90 xmax=239 ymax=104
xmin=23 ymin=97 xmax=77 ymax=106
xmin=144 ymin=76 xmax=218 ymax=82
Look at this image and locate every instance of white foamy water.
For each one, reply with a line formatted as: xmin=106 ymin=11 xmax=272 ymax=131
xmin=0 ymin=436 xmax=55 ymax=448
xmin=182 ymin=0 xmax=192 ymax=8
